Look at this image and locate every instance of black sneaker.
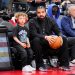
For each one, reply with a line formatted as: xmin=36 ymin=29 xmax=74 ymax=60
xmin=59 ymin=66 xmax=70 ymax=71
xmin=39 ymin=66 xmax=47 ymax=71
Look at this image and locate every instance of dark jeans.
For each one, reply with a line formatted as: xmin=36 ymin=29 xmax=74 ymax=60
xmin=14 ymin=45 xmax=33 ymax=67
xmin=67 ymin=37 xmax=75 ymax=60
xmin=31 ymin=37 xmax=69 ymax=68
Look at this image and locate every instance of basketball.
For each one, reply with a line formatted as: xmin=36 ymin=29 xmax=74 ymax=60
xmin=49 ymin=36 xmax=63 ymax=49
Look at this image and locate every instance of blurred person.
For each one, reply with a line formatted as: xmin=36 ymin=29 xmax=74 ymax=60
xmin=61 ymin=5 xmax=75 ymax=42
xmin=69 ymin=0 xmax=75 ymax=4
xmin=47 ymin=3 xmax=61 ymax=31
xmin=51 ymin=0 xmax=61 ymax=5
xmin=61 ymin=5 xmax=75 ymax=65
xmin=27 ymin=0 xmax=46 ymax=10
xmin=60 ymin=0 xmax=71 ymax=12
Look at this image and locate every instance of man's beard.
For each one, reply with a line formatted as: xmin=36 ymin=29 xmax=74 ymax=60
xmin=38 ymin=16 xmax=45 ymax=20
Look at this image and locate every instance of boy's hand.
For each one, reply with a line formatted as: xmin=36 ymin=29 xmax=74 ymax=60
xmin=20 ymin=43 xmax=27 ymax=48
xmin=26 ymin=44 xmax=30 ymax=48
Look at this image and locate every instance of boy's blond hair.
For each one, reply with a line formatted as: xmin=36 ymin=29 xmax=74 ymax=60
xmin=14 ymin=12 xmax=28 ymax=20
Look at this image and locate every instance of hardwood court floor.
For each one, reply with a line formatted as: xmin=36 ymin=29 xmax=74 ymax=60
xmin=0 ymin=67 xmax=75 ymax=75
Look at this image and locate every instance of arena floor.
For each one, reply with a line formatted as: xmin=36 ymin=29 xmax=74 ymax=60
xmin=0 ymin=67 xmax=75 ymax=75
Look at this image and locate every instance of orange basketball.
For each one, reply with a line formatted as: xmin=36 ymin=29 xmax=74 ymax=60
xmin=49 ymin=36 xmax=63 ymax=49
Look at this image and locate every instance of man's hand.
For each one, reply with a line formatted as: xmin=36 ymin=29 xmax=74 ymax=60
xmin=45 ymin=35 xmax=58 ymax=45
xmin=45 ymin=35 xmax=63 ymax=47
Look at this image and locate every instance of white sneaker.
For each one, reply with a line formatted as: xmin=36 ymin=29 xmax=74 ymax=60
xmin=28 ymin=65 xmax=36 ymax=71
xmin=69 ymin=62 xmax=75 ymax=67
xmin=22 ymin=65 xmax=33 ymax=72
xmin=71 ymin=59 xmax=75 ymax=64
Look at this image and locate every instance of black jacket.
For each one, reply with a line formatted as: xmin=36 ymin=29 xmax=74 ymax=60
xmin=29 ymin=16 xmax=61 ymax=40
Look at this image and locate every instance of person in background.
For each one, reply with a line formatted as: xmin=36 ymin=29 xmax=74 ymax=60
xmin=60 ymin=0 xmax=71 ymax=13
xmin=47 ymin=3 xmax=61 ymax=31
xmin=69 ymin=0 xmax=75 ymax=4
xmin=61 ymin=5 xmax=75 ymax=66
xmin=12 ymin=12 xmax=35 ymax=72
xmin=27 ymin=0 xmax=46 ymax=10
xmin=51 ymin=0 xmax=61 ymax=5
xmin=29 ymin=6 xmax=70 ymax=71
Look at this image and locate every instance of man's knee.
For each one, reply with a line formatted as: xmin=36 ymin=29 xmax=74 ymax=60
xmin=32 ymin=37 xmax=40 ymax=42
xmin=62 ymin=37 xmax=67 ymax=43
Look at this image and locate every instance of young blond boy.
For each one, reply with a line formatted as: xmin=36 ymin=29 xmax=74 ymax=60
xmin=12 ymin=12 xmax=35 ymax=72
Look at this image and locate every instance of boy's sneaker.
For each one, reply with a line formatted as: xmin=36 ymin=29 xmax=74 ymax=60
xmin=28 ymin=65 xmax=36 ymax=71
xmin=22 ymin=65 xmax=33 ymax=72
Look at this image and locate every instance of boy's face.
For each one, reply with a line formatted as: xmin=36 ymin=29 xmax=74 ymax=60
xmin=18 ymin=16 xmax=27 ymax=26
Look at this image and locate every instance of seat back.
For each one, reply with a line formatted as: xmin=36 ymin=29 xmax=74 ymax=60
xmin=0 ymin=25 xmax=13 ymax=70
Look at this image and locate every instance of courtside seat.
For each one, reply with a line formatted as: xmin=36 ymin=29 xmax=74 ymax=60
xmin=0 ymin=25 xmax=14 ymax=70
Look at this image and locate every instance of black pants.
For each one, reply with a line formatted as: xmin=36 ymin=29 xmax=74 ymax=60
xmin=67 ymin=37 xmax=75 ymax=60
xmin=31 ymin=37 xmax=69 ymax=68
xmin=14 ymin=45 xmax=33 ymax=67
